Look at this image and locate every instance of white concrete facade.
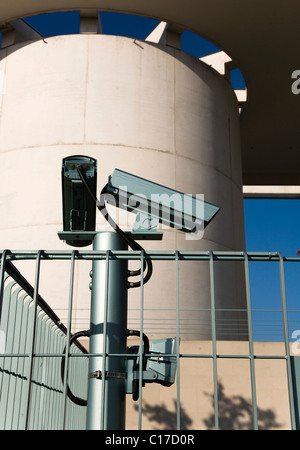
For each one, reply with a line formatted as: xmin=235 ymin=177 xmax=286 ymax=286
xmin=0 ymin=34 xmax=245 ymax=339
xmin=0 ymin=1 xmax=299 ymax=186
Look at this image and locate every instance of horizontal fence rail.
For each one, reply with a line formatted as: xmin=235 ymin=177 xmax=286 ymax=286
xmin=1 ymin=249 xmax=300 ymax=430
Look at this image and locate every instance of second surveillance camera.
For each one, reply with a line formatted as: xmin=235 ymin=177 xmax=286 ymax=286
xmin=61 ymin=155 xmax=97 ymax=247
xmin=104 ymin=169 xmax=220 ymax=235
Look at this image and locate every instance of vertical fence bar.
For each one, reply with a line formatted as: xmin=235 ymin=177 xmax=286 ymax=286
xmin=278 ymin=252 xmax=296 ymax=430
xmin=0 ymin=250 xmax=9 ymax=324
xmin=34 ymin=311 xmax=45 ymax=430
xmin=18 ymin=296 xmax=32 ymax=430
xmin=24 ymin=250 xmax=43 ymax=430
xmin=209 ymin=252 xmax=219 ymax=430
xmin=56 ymin=332 xmax=65 ymax=429
xmin=175 ymin=251 xmax=181 ymax=430
xmin=0 ymin=280 xmax=14 ymax=430
xmin=12 ymin=292 xmax=28 ymax=430
xmin=48 ymin=323 xmax=57 ymax=430
xmin=86 ymin=247 xmax=110 ymax=430
xmin=40 ymin=315 xmax=49 ymax=428
xmin=40 ymin=318 xmax=49 ymax=430
xmin=138 ymin=250 xmax=145 ymax=431
xmin=244 ymin=252 xmax=258 ymax=430
xmin=100 ymin=249 xmax=110 ymax=430
xmin=44 ymin=319 xmax=54 ymax=430
xmin=3 ymin=286 xmax=21 ymax=430
xmin=62 ymin=250 xmax=76 ymax=430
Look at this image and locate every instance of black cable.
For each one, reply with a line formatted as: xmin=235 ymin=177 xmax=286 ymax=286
xmin=61 ymin=330 xmax=90 ymax=407
xmin=77 ymin=165 xmax=153 ymax=288
xmin=97 ymin=182 xmax=152 ymax=287
xmin=127 ymin=329 xmax=150 ymax=401
xmin=127 ymin=329 xmax=150 ymax=370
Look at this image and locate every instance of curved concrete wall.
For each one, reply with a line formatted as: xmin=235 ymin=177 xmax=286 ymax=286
xmin=0 ymin=35 xmax=246 ymax=339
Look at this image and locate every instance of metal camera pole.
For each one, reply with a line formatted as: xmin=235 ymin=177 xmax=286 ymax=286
xmin=86 ymin=231 xmax=128 ymax=430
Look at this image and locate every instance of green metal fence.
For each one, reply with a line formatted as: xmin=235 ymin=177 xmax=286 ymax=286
xmin=0 ymin=253 xmax=88 ymax=430
xmin=1 ymin=249 xmax=300 ymax=430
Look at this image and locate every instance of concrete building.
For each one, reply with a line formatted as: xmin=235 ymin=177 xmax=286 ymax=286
xmin=0 ymin=13 xmax=247 ymax=339
xmin=0 ymin=2 xmax=299 ymax=430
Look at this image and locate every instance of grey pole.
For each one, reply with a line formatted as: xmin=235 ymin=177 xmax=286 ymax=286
xmin=86 ymin=231 xmax=128 ymax=430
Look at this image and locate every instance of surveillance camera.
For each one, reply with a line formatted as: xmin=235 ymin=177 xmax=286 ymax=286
xmin=61 ymin=155 xmax=97 ymax=247
xmin=104 ymin=169 xmax=220 ymax=234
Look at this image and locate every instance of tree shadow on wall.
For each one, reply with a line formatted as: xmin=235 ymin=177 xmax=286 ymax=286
xmin=134 ymin=399 xmax=193 ymax=430
xmin=134 ymin=382 xmax=282 ymax=430
xmin=203 ymin=382 xmax=283 ymax=430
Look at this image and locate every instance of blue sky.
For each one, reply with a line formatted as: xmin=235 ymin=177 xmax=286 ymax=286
xmin=244 ymin=199 xmax=300 ymax=341
xmin=23 ymin=10 xmax=246 ymax=89
xmin=244 ymin=199 xmax=300 ymax=256
xmin=3 ymin=11 xmax=299 ymax=339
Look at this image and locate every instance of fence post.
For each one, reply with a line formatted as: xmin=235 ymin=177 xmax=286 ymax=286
xmin=86 ymin=232 xmax=128 ymax=430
